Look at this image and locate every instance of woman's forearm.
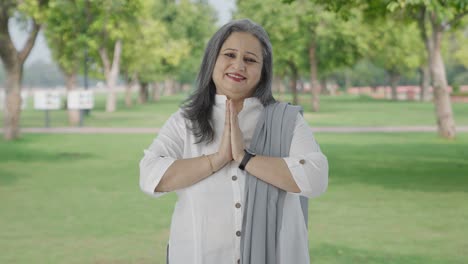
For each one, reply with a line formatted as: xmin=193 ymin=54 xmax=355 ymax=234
xmin=244 ymin=155 xmax=301 ymax=193
xmin=155 ymin=153 xmax=227 ymax=192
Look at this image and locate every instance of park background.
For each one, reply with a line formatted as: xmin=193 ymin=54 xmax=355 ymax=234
xmin=1 ymin=0 xmax=468 ymax=263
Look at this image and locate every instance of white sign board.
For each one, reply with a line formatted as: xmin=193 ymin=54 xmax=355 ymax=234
xmin=1 ymin=90 xmax=29 ymax=110
xmin=67 ymin=90 xmax=94 ymax=110
xmin=21 ymin=91 xmax=28 ymax=110
xmin=34 ymin=90 xmax=62 ymax=110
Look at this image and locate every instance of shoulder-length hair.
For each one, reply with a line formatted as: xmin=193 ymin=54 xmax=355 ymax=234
xmin=181 ymin=19 xmax=275 ymax=144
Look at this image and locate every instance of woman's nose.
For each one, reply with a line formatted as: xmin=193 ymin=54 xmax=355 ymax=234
xmin=233 ymin=58 xmax=246 ymax=71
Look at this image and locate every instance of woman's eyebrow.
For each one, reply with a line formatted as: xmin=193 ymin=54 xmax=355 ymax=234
xmin=222 ymin=48 xmax=260 ymax=59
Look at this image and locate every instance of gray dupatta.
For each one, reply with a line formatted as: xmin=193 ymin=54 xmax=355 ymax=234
xmin=240 ymin=102 xmax=308 ymax=264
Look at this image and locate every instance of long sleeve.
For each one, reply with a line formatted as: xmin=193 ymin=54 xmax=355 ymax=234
xmin=283 ymin=114 xmax=328 ymax=198
xmin=139 ymin=110 xmax=186 ymax=198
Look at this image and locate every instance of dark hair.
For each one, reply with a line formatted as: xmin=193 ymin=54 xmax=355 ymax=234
xmin=181 ymin=19 xmax=275 ymax=144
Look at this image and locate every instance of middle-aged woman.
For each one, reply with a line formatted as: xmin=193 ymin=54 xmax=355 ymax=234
xmin=139 ymin=19 xmax=328 ymax=264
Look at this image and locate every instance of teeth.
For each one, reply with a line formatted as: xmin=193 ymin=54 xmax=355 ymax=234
xmin=227 ymin=73 xmax=245 ymax=79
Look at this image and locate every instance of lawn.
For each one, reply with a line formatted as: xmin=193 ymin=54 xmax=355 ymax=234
xmin=1 ymin=133 xmax=467 ymax=263
xmin=4 ymin=92 xmax=468 ymax=128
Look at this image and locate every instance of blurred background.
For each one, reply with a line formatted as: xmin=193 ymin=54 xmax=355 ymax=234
xmin=1 ymin=0 xmax=467 ymax=263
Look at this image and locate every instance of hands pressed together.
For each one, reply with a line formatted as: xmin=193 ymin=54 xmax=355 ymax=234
xmin=210 ymin=100 xmax=247 ymax=172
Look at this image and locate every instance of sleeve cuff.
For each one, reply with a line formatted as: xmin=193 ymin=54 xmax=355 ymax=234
xmin=140 ymin=154 xmax=176 ymax=198
xmin=283 ymin=153 xmax=328 ymax=198
xmin=283 ymin=156 xmax=308 ymax=196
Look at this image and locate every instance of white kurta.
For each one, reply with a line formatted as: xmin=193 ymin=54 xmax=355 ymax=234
xmin=139 ymin=95 xmax=328 ymax=264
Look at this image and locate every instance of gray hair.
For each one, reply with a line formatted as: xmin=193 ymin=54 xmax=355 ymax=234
xmin=182 ymin=19 xmax=275 ymax=144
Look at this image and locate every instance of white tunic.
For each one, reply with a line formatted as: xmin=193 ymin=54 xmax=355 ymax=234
xmin=139 ymin=95 xmax=328 ymax=264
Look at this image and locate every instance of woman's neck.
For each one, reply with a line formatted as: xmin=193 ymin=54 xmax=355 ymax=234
xmin=230 ymin=99 xmax=244 ymax=113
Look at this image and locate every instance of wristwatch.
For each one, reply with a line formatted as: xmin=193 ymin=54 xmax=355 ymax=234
xmin=239 ymin=149 xmax=256 ymax=171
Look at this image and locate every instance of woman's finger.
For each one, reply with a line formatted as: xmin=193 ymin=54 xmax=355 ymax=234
xmin=230 ymin=101 xmax=244 ymax=162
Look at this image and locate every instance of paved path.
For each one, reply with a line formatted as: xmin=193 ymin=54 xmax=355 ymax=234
xmin=8 ymin=126 xmax=468 ymax=134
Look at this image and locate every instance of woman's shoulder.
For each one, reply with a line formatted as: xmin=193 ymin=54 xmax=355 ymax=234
xmin=161 ymin=109 xmax=189 ymax=131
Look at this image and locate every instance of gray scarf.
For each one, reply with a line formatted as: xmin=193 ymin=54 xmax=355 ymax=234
xmin=240 ymin=102 xmax=308 ymax=264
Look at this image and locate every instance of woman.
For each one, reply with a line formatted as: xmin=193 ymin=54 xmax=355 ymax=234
xmin=139 ymin=19 xmax=328 ymax=264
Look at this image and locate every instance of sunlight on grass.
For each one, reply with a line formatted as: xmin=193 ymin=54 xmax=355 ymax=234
xmin=1 ymin=133 xmax=467 ymax=263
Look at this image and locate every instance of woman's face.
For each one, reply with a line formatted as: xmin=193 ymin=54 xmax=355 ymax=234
xmin=212 ymin=32 xmax=263 ymax=101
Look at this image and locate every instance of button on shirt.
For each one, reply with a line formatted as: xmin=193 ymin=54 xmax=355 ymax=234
xmin=139 ymin=95 xmax=328 ymax=264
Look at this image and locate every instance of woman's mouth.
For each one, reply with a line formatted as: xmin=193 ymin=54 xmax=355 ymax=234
xmin=226 ymin=73 xmax=246 ymax=82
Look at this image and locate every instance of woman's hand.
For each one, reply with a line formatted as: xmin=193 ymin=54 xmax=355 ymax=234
xmin=212 ymin=99 xmax=246 ymax=169
xmin=212 ymin=99 xmax=233 ymax=170
xmin=229 ymin=100 xmax=245 ymax=162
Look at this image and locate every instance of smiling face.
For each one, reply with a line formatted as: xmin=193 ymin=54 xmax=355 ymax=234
xmin=212 ymin=32 xmax=263 ymax=101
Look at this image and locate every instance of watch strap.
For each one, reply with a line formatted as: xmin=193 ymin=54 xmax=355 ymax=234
xmin=239 ymin=149 xmax=256 ymax=171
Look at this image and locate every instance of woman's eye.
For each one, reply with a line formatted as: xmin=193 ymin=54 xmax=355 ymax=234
xmin=245 ymin=57 xmax=257 ymax=63
xmin=224 ymin=53 xmax=236 ymax=58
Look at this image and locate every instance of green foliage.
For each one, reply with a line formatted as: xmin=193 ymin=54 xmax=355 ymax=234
xmin=449 ymin=23 xmax=468 ymax=68
xmin=17 ymin=0 xmax=50 ymax=23
xmin=236 ymin=0 xmax=308 ymax=76
xmin=118 ymin=0 xmax=217 ymax=84
xmin=387 ymin=0 xmax=468 ymax=24
xmin=22 ymin=61 xmax=65 ymax=87
xmin=44 ymin=0 xmax=87 ymax=75
xmin=366 ymin=19 xmax=423 ymax=77
xmin=120 ymin=0 xmax=187 ymax=83
xmin=347 ymin=59 xmax=388 ymax=87
xmin=156 ymin=0 xmax=217 ymax=83
xmin=42 ymin=0 xmax=144 ymax=81
xmin=236 ymin=0 xmax=368 ymax=80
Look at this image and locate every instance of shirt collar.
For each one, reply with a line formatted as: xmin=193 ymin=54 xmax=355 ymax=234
xmin=214 ymin=94 xmax=262 ymax=111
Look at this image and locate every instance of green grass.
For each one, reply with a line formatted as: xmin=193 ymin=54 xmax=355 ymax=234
xmin=4 ymin=92 xmax=468 ymax=128
xmin=1 ymin=133 xmax=467 ymax=263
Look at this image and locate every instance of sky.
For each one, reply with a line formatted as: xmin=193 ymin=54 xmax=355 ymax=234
xmin=10 ymin=0 xmax=236 ymax=66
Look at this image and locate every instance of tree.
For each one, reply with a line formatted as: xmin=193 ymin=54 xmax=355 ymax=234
xmin=122 ymin=1 xmax=198 ymax=103
xmin=237 ymin=0 xmax=367 ymax=109
xmin=367 ymin=19 xmax=422 ymax=100
xmin=0 ymin=0 xmax=49 ymax=140
xmin=164 ymin=0 xmax=217 ymax=86
xmin=236 ymin=0 xmax=308 ymax=105
xmin=85 ymin=0 xmax=141 ymax=112
xmin=386 ymin=0 xmax=468 ymax=139
xmin=312 ymin=0 xmax=467 ymax=138
xmin=44 ymin=0 xmax=87 ymax=125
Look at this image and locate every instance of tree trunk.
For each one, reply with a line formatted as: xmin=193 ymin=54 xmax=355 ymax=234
xmin=3 ymin=66 xmax=22 ymax=140
xmin=64 ymin=72 xmax=80 ymax=126
xmin=0 ymin=15 xmax=41 ymax=140
xmin=174 ymin=81 xmax=181 ymax=94
xmin=417 ymin=7 xmax=433 ymax=103
xmin=288 ymin=62 xmax=298 ymax=105
xmin=344 ymin=69 xmax=351 ymax=91
xmin=164 ymin=78 xmax=174 ymax=96
xmin=139 ymin=82 xmax=149 ymax=104
xmin=278 ymin=76 xmax=286 ymax=101
xmin=124 ymin=81 xmax=133 ymax=108
xmin=320 ymin=79 xmax=327 ymax=95
xmin=430 ymin=27 xmax=456 ymax=139
xmin=309 ymin=41 xmax=320 ymax=112
xmin=272 ymin=75 xmax=281 ymax=98
xmin=417 ymin=8 xmax=455 ymax=138
xmin=152 ymin=82 xmax=160 ymax=102
xmin=99 ymin=39 xmax=122 ymax=113
xmin=389 ymin=71 xmax=400 ymax=101
xmin=124 ymin=73 xmax=137 ymax=108
xmin=419 ymin=64 xmax=431 ymax=101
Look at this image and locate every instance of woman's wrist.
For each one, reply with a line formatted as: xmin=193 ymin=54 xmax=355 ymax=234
xmin=234 ymin=151 xmax=244 ymax=163
xmin=209 ymin=152 xmax=229 ymax=172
